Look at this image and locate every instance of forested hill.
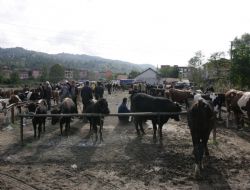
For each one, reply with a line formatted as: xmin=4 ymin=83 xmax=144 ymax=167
xmin=0 ymin=47 xmax=154 ymax=73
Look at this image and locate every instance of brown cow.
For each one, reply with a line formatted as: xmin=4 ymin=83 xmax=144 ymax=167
xmin=169 ymin=88 xmax=193 ymax=109
xmin=225 ymin=89 xmax=250 ymax=129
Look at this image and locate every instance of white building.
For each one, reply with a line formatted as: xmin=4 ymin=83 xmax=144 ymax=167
xmin=134 ymin=68 xmax=159 ymax=85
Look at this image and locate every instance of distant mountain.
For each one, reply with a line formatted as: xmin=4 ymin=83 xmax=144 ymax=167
xmin=0 ymin=47 xmax=155 ymax=73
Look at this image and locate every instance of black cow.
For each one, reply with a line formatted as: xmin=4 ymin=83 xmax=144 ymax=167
xmin=27 ymin=99 xmax=48 ymax=138
xmin=86 ymin=98 xmax=110 ymax=141
xmin=187 ymin=99 xmax=215 ymax=176
xmin=130 ymin=93 xmax=181 ymax=138
xmin=51 ymin=98 xmax=76 ymax=136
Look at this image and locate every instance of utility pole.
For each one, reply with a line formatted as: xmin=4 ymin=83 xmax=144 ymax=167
xmin=230 ymin=41 xmax=233 ymax=61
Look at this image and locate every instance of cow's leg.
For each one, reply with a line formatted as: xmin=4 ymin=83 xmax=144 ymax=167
xmin=93 ymin=124 xmax=98 ymax=142
xmin=33 ymin=122 xmax=37 ymax=138
xmin=185 ymin=99 xmax=189 ymax=109
xmin=234 ymin=112 xmax=241 ymax=129
xmin=99 ymin=119 xmax=104 ymax=142
xmin=134 ymin=119 xmax=140 ymax=135
xmin=152 ymin=120 xmax=157 ymax=139
xmin=60 ymin=121 xmax=63 ymax=136
xmin=38 ymin=122 xmax=42 ymax=139
xmin=139 ymin=120 xmax=145 ymax=134
xmin=158 ymin=124 xmax=163 ymax=139
xmin=191 ymin=131 xmax=202 ymax=176
xmin=203 ymin=132 xmax=210 ymax=156
xmin=43 ymin=118 xmax=46 ymax=132
xmin=226 ymin=112 xmax=230 ymax=128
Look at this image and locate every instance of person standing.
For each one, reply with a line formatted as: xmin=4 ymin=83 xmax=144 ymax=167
xmin=107 ymin=82 xmax=112 ymax=95
xmin=70 ymin=81 xmax=79 ymax=113
xmin=94 ymin=81 xmax=104 ymax=100
xmin=60 ymin=81 xmax=70 ymax=102
xmin=81 ymin=80 xmax=93 ymax=113
xmin=44 ymin=81 xmax=52 ymax=110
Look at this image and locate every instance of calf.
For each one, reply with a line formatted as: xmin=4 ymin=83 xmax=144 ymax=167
xmin=51 ymin=98 xmax=76 ymax=136
xmin=131 ymin=93 xmax=181 ymax=138
xmin=27 ymin=99 xmax=48 ymax=138
xmin=187 ymin=99 xmax=215 ymax=176
xmin=86 ymin=98 xmax=110 ymax=141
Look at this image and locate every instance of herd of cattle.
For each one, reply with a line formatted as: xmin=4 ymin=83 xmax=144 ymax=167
xmin=0 ymin=87 xmax=250 ymax=177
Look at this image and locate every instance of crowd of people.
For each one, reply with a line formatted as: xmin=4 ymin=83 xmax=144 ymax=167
xmin=27 ymin=80 xmax=130 ymax=123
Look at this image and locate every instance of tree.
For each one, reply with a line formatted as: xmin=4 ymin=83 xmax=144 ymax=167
xmin=188 ymin=51 xmax=205 ymax=86
xmin=128 ymin=70 xmax=140 ymax=79
xmin=10 ymin=71 xmax=20 ymax=84
xmin=188 ymin=51 xmax=204 ymax=68
xmin=230 ymin=33 xmax=250 ymax=88
xmin=40 ymin=65 xmax=48 ymax=82
xmin=49 ymin=64 xmax=65 ymax=83
xmin=159 ymin=66 xmax=179 ymax=78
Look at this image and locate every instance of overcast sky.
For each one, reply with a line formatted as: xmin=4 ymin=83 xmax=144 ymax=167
xmin=0 ymin=0 xmax=250 ymax=67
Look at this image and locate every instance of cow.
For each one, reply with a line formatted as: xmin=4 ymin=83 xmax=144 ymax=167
xmin=169 ymin=88 xmax=193 ymax=109
xmin=9 ymin=94 xmax=22 ymax=113
xmin=85 ymin=98 xmax=110 ymax=141
xmin=130 ymin=93 xmax=181 ymax=138
xmin=225 ymin=89 xmax=250 ymax=129
xmin=187 ymin=98 xmax=215 ymax=177
xmin=52 ymin=90 xmax=60 ymax=105
xmin=194 ymin=92 xmax=225 ymax=118
xmin=51 ymin=98 xmax=76 ymax=136
xmin=27 ymin=99 xmax=48 ymax=138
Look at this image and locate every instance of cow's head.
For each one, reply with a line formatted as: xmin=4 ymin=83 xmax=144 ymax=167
xmin=51 ymin=107 xmax=61 ymax=125
xmin=9 ymin=95 xmax=21 ymax=105
xmin=97 ymin=98 xmax=110 ymax=114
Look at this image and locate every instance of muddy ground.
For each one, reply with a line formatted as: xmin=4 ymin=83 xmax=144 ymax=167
xmin=0 ymin=91 xmax=250 ymax=190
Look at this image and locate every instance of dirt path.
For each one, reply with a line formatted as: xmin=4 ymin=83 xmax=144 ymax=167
xmin=0 ymin=91 xmax=250 ymax=189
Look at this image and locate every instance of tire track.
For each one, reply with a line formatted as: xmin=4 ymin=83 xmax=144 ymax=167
xmin=0 ymin=172 xmax=39 ymax=190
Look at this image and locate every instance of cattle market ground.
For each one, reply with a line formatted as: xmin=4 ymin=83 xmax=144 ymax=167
xmin=0 ymin=91 xmax=250 ymax=190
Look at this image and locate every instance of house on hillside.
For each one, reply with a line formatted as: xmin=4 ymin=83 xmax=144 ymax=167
xmin=99 ymin=70 xmax=113 ymax=80
xmin=32 ymin=69 xmax=41 ymax=79
xmin=18 ymin=69 xmax=29 ymax=80
xmin=134 ymin=68 xmax=160 ymax=85
xmin=79 ymin=69 xmax=88 ymax=80
xmin=116 ymin=74 xmax=128 ymax=80
xmin=1 ymin=66 xmax=12 ymax=79
xmin=65 ymin=69 xmax=73 ymax=80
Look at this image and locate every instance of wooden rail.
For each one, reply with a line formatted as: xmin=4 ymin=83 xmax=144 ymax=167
xmin=18 ymin=111 xmax=188 ymax=144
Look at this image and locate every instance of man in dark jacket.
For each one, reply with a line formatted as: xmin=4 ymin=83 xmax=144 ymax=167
xmin=118 ymin=98 xmax=130 ymax=123
xmin=81 ymin=81 xmax=93 ymax=112
xmin=94 ymin=81 xmax=104 ymax=100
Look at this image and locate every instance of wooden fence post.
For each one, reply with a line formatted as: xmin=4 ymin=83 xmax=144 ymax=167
xmin=11 ymin=106 xmax=15 ymax=124
xmin=20 ymin=116 xmax=24 ymax=144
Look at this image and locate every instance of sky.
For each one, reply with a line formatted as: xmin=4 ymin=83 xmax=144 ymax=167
xmin=0 ymin=0 xmax=250 ymax=67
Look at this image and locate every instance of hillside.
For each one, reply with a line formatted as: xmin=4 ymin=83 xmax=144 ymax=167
xmin=0 ymin=47 xmax=155 ymax=73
